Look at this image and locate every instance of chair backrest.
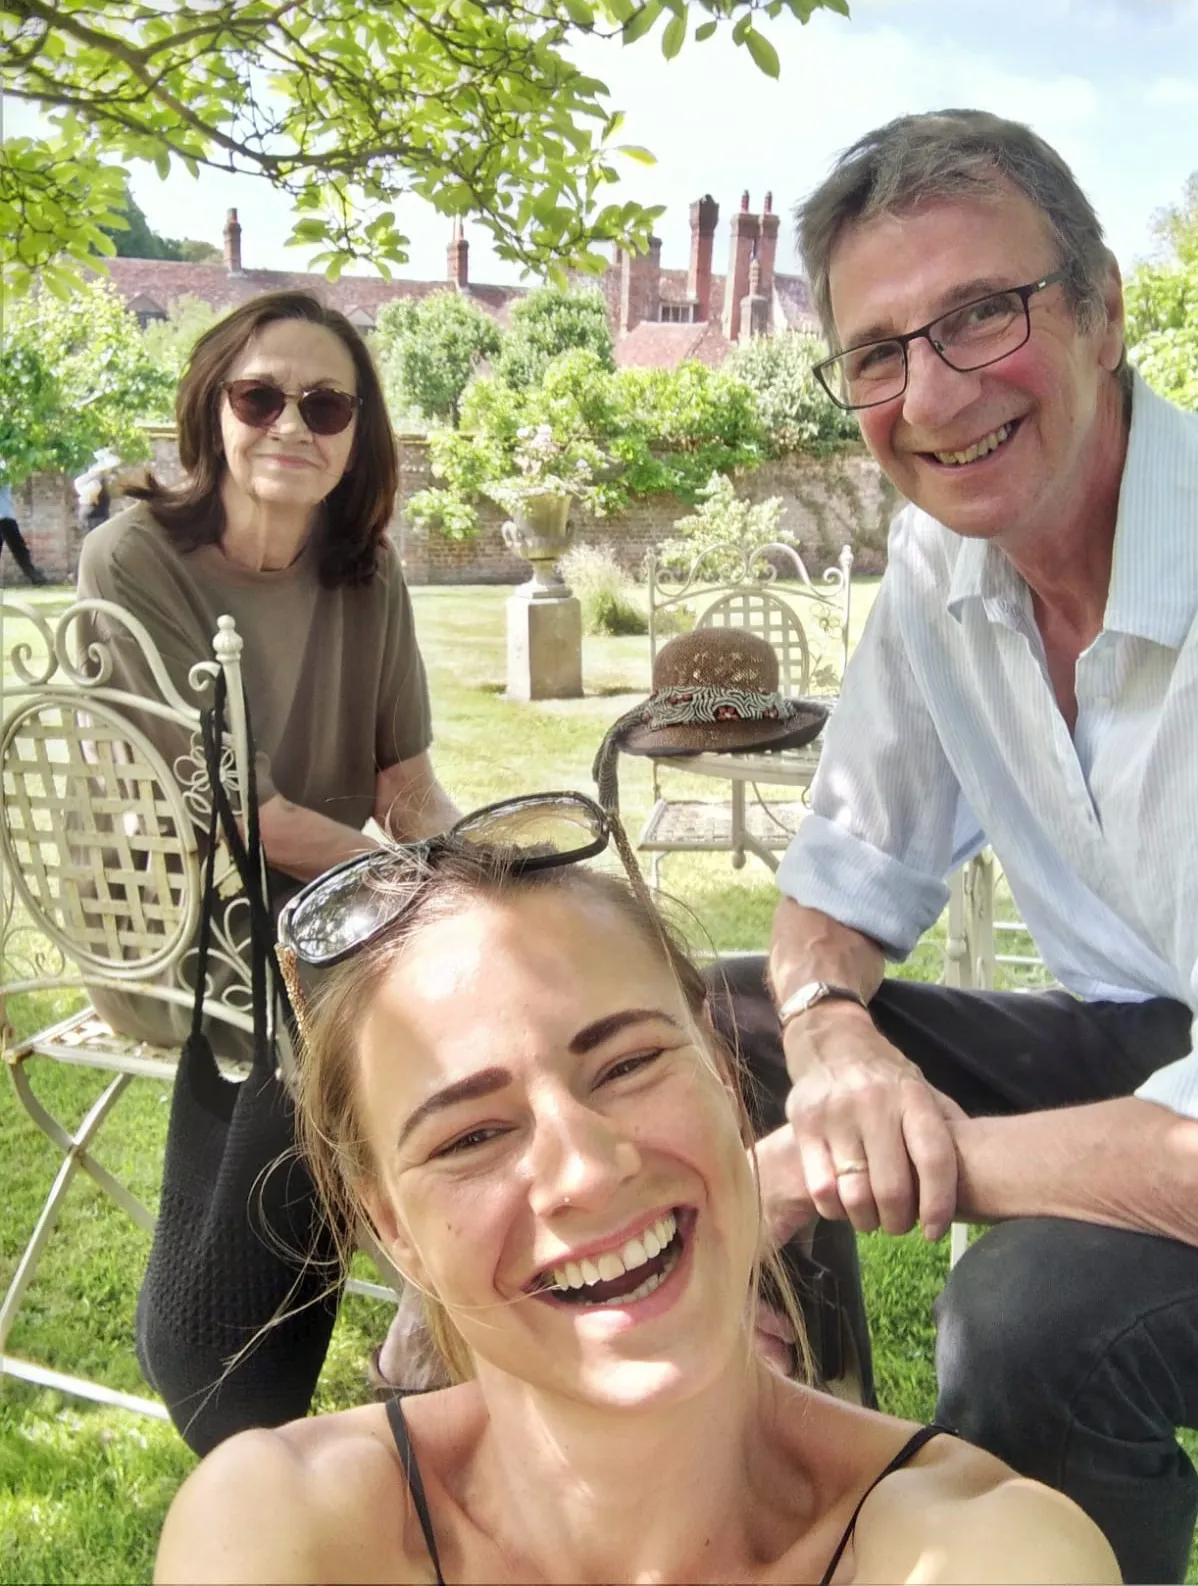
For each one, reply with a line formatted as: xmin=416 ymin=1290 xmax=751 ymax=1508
xmin=0 ymin=597 xmax=254 ymax=1033
xmin=646 ymin=538 xmax=854 ymax=697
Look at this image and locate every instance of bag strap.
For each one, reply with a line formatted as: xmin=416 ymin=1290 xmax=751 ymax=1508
xmin=198 ymin=669 xmax=287 ymax=1072
xmin=188 ymin=715 xmax=225 ymax=1049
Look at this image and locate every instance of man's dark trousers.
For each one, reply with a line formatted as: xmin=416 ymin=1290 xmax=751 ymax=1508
xmin=715 ymin=956 xmax=1198 ymax=1584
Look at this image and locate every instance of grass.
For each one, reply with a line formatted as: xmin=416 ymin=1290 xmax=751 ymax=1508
xmin=1 ymin=577 xmax=1189 ymax=1581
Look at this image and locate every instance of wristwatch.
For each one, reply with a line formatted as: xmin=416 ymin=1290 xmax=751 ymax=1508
xmin=776 ymin=980 xmax=869 ymax=1027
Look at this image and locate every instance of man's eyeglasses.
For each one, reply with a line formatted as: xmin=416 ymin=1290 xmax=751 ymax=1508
xmin=813 ymin=270 xmax=1066 ymax=412
xmin=223 ymin=379 xmax=361 ymax=436
xmin=275 ymin=793 xmax=620 ymax=1037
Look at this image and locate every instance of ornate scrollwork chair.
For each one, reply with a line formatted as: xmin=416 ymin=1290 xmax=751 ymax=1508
xmin=636 ymin=539 xmax=854 ymax=880
xmin=0 ymin=596 xmax=268 ymax=1415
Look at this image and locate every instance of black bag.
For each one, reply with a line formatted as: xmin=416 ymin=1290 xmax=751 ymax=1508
xmin=136 ymin=671 xmax=342 ymax=1454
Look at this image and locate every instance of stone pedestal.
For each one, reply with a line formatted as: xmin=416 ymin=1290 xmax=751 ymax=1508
xmin=506 ymin=594 xmax=583 ymax=700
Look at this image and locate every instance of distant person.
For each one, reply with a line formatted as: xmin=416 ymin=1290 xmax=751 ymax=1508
xmin=73 ymin=448 xmax=120 ymax=534
xmin=0 ymin=482 xmax=48 ymax=586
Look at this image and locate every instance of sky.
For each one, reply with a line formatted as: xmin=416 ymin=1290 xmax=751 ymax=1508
xmin=10 ymin=0 xmax=1198 ymax=287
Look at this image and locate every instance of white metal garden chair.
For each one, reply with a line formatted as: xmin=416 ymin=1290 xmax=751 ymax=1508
xmin=636 ymin=539 xmax=854 ymax=879
xmin=0 ymin=596 xmax=397 ymax=1417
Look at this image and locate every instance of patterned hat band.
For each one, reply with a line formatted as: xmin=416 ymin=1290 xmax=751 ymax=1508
xmin=636 ymin=685 xmax=806 ymax=730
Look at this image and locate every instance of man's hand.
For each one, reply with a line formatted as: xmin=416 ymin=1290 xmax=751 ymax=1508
xmin=783 ymin=1002 xmax=967 ymax=1239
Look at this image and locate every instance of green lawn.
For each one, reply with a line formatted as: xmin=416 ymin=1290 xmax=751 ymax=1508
xmin=0 ymin=580 xmax=1190 ymax=1581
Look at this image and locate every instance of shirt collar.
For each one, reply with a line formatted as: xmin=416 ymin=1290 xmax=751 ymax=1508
xmin=945 ymin=374 xmax=1198 ymax=647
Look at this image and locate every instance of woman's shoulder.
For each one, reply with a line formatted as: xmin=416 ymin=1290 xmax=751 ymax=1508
xmin=78 ymin=501 xmax=176 ymax=587
xmin=849 ymin=1425 xmax=1120 ymax=1583
xmin=154 ymin=1404 xmax=433 ymax=1585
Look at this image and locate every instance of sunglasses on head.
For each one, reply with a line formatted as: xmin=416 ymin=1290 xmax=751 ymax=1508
xmin=223 ymin=378 xmax=360 ymax=437
xmin=276 ymin=792 xmax=626 ymax=1031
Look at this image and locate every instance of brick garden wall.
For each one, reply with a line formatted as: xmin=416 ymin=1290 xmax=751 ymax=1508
xmin=13 ymin=430 xmax=896 ymax=586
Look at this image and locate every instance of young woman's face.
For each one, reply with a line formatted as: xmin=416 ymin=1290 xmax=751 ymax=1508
xmin=355 ymin=887 xmax=760 ymax=1411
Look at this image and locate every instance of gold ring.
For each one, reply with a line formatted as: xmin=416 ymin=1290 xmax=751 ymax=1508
xmin=834 ymin=1159 xmax=868 ymax=1176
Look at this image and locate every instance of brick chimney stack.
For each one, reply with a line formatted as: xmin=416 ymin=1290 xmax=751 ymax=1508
xmin=619 ymin=236 xmax=662 ymax=332
xmin=742 ymin=251 xmax=769 ymax=339
xmin=722 ymin=189 xmax=759 ymax=343
xmin=223 ymin=208 xmax=243 ymax=275
xmin=687 ymin=194 xmax=719 ymax=322
xmin=447 ymin=218 xmax=469 ymax=289
xmin=757 ymin=190 xmax=780 ymax=332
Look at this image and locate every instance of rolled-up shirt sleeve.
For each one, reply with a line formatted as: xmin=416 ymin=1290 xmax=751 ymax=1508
xmin=776 ymin=567 xmax=975 ymax=959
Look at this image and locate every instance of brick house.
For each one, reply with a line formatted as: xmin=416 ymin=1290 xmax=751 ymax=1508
xmin=107 ymin=195 xmax=818 ymax=366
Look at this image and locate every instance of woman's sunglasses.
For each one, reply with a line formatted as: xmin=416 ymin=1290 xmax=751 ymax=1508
xmin=223 ymin=378 xmax=360 ymax=437
xmin=276 ymin=792 xmax=622 ymax=1031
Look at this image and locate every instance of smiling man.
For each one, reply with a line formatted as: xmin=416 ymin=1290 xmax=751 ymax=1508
xmin=765 ymin=109 xmax=1198 ymax=1583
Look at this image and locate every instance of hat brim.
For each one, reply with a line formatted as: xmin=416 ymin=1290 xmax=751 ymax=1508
xmin=618 ymin=701 xmax=828 ymax=759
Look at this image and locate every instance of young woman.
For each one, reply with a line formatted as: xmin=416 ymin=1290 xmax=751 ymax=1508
xmin=156 ymin=795 xmax=1119 ymax=1584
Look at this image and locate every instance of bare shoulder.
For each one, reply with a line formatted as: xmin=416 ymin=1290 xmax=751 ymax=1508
xmin=853 ymin=1433 xmax=1120 ymax=1584
xmin=155 ymin=1406 xmax=427 ymax=1585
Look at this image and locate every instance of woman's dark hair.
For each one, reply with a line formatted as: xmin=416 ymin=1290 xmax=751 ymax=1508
xmin=126 ymin=290 xmax=398 ymax=588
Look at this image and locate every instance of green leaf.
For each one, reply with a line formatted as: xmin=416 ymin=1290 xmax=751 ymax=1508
xmin=616 ymin=144 xmax=657 ymax=166
xmin=661 ymin=12 xmax=686 ymax=56
xmin=695 ymin=19 xmax=718 ymax=40
xmin=744 ymin=26 xmax=781 ymax=76
xmin=622 ymin=2 xmax=662 ymax=44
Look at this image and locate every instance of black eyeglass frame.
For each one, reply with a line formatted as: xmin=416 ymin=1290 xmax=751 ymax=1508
xmin=276 ymin=790 xmax=613 ymax=972
xmin=813 ymin=270 xmax=1068 ymax=412
xmin=221 ymin=378 xmax=362 ymax=436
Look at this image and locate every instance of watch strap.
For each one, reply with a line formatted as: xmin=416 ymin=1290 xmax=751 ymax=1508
xmin=777 ymin=981 xmax=869 ymax=1027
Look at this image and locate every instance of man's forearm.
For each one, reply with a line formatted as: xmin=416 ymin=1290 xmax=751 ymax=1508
xmin=768 ymin=898 xmax=887 ymax=1004
xmin=954 ymin=1095 xmax=1198 ymax=1246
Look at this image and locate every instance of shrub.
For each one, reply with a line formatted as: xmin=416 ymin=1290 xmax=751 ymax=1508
xmin=558 ymin=542 xmax=647 ymax=636
xmin=727 ymin=333 xmax=860 ymax=457
xmin=410 ymin=350 xmax=767 ymax=539
xmin=661 ymin=472 xmax=793 ymax=582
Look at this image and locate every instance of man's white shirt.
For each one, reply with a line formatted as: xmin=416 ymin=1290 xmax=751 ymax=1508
xmin=778 ymin=375 xmax=1198 ymax=1117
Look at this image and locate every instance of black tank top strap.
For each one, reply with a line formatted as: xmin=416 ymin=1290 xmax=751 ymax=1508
xmin=386 ymin=1394 xmax=447 ymax=1586
xmin=818 ymin=1424 xmax=950 ymax=1586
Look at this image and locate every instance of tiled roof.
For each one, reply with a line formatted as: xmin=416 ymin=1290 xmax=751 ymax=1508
xmin=101 ymin=258 xmax=526 ymax=329
xmin=613 ymin=319 xmax=732 ymax=370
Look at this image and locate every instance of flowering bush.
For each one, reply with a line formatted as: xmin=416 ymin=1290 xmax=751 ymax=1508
xmin=485 ymin=424 xmax=597 ymax=512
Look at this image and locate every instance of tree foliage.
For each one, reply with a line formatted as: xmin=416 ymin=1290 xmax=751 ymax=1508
xmin=374 ymin=292 xmax=503 ymax=426
xmin=101 ymin=180 xmax=220 ymax=262
xmin=138 ymin=294 xmax=223 ymax=392
xmin=0 ymin=281 xmax=172 ymax=485
xmin=1125 ymin=172 xmax=1198 ymax=411
xmin=493 ymin=285 xmax=614 ymax=390
xmin=1 ymin=0 xmax=849 ymax=291
xmin=727 ymin=331 xmax=859 ymax=455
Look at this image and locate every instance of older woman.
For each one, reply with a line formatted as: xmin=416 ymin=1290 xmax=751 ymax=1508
xmin=79 ymin=288 xmax=456 ymax=921
xmin=155 ymin=795 xmax=1119 ymax=1584
xmin=76 ymin=289 xmax=458 ymax=1448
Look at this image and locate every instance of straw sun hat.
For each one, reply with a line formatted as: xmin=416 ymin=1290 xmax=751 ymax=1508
xmin=593 ymin=627 xmax=827 ymax=812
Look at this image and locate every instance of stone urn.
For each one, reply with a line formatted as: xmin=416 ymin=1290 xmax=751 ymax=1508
xmin=500 ymin=491 xmax=575 ymax=600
